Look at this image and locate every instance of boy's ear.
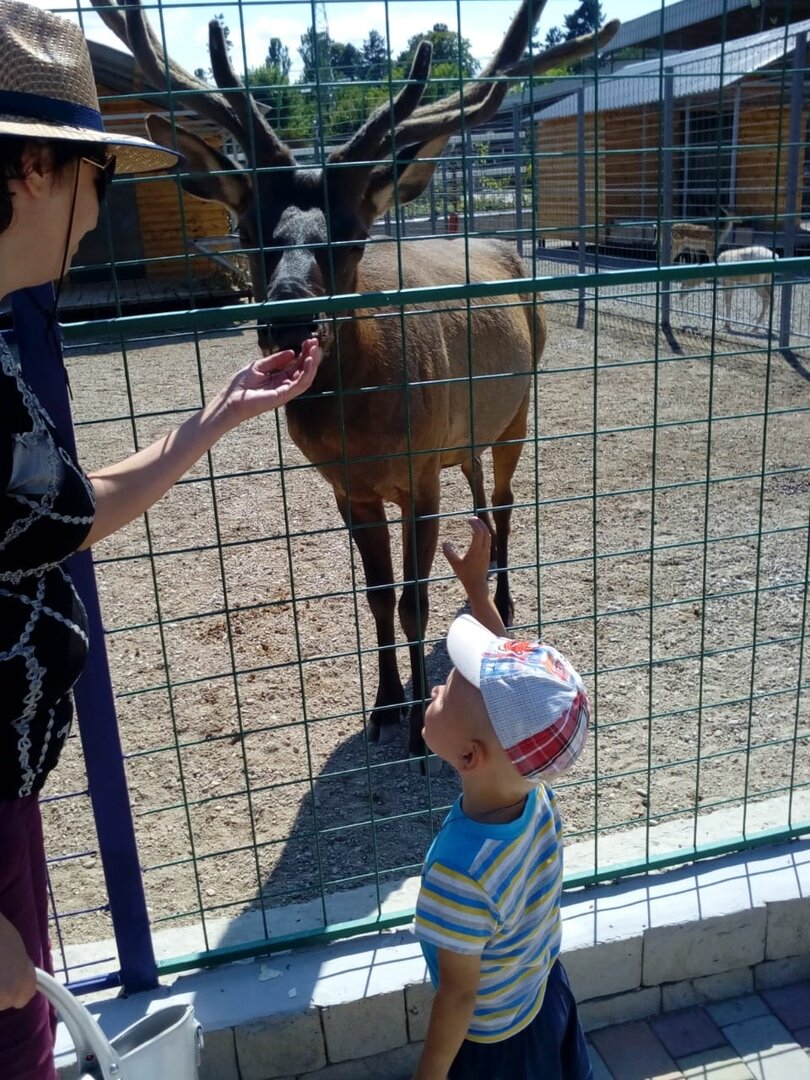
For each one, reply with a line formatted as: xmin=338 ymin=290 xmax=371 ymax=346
xmin=458 ymin=739 xmax=486 ymax=774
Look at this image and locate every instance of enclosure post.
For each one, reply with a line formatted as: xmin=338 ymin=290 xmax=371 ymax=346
xmin=779 ymin=31 xmax=806 ymax=352
xmin=576 ymin=88 xmax=587 ymax=329
xmin=10 ymin=285 xmax=159 ymax=995
xmin=661 ymin=67 xmax=675 ymax=335
xmin=681 ymin=105 xmax=690 ymax=218
xmin=513 ymin=103 xmax=524 ymax=257
xmin=465 ymin=131 xmax=476 ymax=233
xmin=429 ymin=175 xmax=438 ymax=235
xmin=728 ymin=85 xmax=741 ymax=212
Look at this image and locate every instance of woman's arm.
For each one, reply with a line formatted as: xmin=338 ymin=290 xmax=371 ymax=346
xmin=81 ymin=340 xmax=320 ymax=549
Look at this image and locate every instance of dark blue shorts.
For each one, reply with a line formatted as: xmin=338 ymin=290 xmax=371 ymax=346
xmin=448 ymin=960 xmax=593 ymax=1080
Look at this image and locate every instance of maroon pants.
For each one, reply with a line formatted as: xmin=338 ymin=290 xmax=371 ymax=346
xmin=0 ymin=796 xmax=57 ymax=1080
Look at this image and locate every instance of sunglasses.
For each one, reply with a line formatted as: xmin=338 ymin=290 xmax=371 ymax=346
xmin=81 ymin=155 xmax=117 ymax=203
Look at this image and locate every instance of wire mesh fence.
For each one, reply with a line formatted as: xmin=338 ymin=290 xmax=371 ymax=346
xmin=5 ymin=0 xmax=808 ymax=992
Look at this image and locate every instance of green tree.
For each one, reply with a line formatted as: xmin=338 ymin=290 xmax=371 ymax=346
xmin=562 ymin=0 xmax=604 ymax=40
xmin=396 ymin=23 xmax=478 ymax=77
xmin=544 ymin=26 xmax=565 ymax=49
xmin=361 ymin=30 xmax=388 ymax=82
xmin=331 ymin=41 xmax=362 ymax=81
xmin=299 ymin=27 xmax=332 ymax=85
xmin=266 ymin=37 xmax=291 ymax=81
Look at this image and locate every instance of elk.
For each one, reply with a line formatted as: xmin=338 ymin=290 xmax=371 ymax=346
xmin=670 ymin=211 xmax=737 ymax=262
xmin=679 ymin=245 xmax=779 ymax=330
xmin=92 ymin=0 xmax=619 ymax=762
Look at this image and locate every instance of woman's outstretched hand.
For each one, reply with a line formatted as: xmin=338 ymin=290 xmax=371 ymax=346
xmin=220 ymin=337 xmax=322 ymax=426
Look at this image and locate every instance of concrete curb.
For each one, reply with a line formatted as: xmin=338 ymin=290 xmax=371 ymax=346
xmin=56 ymin=837 xmax=810 ymax=1080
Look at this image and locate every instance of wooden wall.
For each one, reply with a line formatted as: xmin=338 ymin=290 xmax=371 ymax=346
xmin=735 ymin=82 xmax=807 ymax=219
xmin=534 ymin=79 xmax=806 ymax=243
xmin=535 ymin=113 xmax=605 ymax=243
xmin=97 ymin=83 xmax=232 ymax=281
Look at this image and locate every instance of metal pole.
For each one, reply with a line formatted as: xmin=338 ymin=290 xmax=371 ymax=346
xmin=513 ymin=103 xmax=524 ymax=258
xmin=682 ymin=105 xmax=691 ymax=218
xmin=779 ymin=31 xmax=806 ymax=352
xmin=10 ymin=285 xmax=159 ymax=995
xmin=577 ymin=88 xmax=587 ymax=329
xmin=661 ymin=67 xmax=675 ymax=334
xmin=728 ymin=85 xmax=741 ymax=212
xmin=465 ymin=131 xmax=476 ymax=233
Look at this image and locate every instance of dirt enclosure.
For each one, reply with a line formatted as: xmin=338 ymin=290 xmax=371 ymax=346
xmin=44 ymin=297 xmax=810 ymax=957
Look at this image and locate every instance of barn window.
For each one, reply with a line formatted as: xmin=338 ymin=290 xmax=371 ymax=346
xmin=677 ymin=105 xmax=735 ymax=220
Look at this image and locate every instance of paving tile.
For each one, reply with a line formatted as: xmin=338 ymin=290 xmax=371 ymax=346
xmin=760 ymin=981 xmax=810 ymax=1034
xmin=678 ymin=1045 xmax=756 ymax=1079
xmin=723 ymin=1015 xmax=810 ymax=1080
xmin=651 ymin=1007 xmax=727 ymax=1058
xmin=707 ymin=995 xmax=771 ymax=1028
xmin=590 ymin=1020 xmax=681 ymax=1080
xmin=588 ymin=1043 xmax=614 ymax=1080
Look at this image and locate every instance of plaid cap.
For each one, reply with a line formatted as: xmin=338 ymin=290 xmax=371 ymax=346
xmin=447 ymin=614 xmax=590 ymax=782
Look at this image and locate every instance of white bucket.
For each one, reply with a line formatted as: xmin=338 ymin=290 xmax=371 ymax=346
xmin=37 ymin=969 xmax=203 ymax=1080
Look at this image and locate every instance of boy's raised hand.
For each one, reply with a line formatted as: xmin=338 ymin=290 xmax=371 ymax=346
xmin=442 ymin=516 xmax=491 ymax=602
xmin=443 ymin=517 xmax=508 ymax=637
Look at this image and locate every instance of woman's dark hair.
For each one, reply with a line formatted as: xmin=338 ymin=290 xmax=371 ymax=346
xmin=0 ymin=135 xmax=106 ymax=233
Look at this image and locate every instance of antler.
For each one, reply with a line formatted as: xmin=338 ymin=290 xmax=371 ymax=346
xmin=390 ymin=14 xmax=621 ymax=150
xmin=89 ymin=0 xmax=295 ymax=167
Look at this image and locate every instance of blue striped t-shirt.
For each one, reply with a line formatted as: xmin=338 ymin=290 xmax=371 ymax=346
xmin=414 ymin=784 xmax=564 ymax=1043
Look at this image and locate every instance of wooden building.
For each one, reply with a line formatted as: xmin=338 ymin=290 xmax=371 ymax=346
xmin=73 ymin=41 xmax=240 ymax=297
xmin=534 ymin=18 xmax=810 ymax=251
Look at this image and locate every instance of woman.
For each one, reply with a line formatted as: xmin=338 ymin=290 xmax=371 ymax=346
xmin=0 ymin=4 xmax=320 ymax=1076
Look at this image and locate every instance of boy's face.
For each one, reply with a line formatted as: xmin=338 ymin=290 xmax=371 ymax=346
xmin=423 ymin=668 xmax=487 ymax=767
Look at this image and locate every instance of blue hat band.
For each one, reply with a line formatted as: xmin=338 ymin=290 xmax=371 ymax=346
xmin=0 ymin=89 xmax=103 ymax=132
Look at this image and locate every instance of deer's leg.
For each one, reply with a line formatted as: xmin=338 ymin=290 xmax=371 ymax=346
xmin=398 ymin=474 xmax=441 ymax=760
xmin=490 ymin=394 xmax=531 ymax=627
xmin=335 ymin=494 xmax=404 ymax=744
xmin=460 ymin=454 xmax=496 ymax=568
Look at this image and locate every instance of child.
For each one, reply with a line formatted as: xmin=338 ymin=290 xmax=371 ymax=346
xmin=413 ymin=517 xmax=592 ymax=1080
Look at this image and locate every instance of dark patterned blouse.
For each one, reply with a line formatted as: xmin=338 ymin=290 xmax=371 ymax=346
xmin=0 ymin=335 xmax=95 ymax=799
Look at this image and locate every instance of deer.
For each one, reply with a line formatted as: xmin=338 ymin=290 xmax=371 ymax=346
xmin=670 ymin=211 xmax=737 ymax=262
xmin=91 ymin=0 xmax=619 ymax=764
xmin=678 ymin=245 xmax=779 ymax=330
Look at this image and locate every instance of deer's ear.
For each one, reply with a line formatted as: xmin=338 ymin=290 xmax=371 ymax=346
xmin=146 ymin=114 xmax=252 ymax=214
xmin=362 ymin=137 xmax=448 ymax=219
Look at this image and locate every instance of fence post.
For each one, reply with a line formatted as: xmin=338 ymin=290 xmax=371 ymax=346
xmin=779 ymin=31 xmax=806 ymax=353
xmin=577 ymin=88 xmax=587 ymax=329
xmin=661 ymin=67 xmax=675 ymax=336
xmin=513 ymin=103 xmax=524 ymax=257
xmin=10 ymin=285 xmax=159 ymax=995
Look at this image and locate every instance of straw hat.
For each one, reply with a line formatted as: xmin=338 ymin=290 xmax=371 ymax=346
xmin=0 ymin=0 xmax=177 ymax=174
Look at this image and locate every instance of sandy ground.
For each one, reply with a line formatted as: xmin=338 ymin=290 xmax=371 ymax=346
xmin=42 ymin=291 xmax=810 ymax=961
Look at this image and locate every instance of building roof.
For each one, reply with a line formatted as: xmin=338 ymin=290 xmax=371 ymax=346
xmin=604 ymin=0 xmax=810 ymax=55
xmin=538 ymin=16 xmax=810 ymax=120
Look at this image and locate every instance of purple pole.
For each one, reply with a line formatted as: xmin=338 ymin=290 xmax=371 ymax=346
xmin=9 ymin=285 xmax=158 ymax=994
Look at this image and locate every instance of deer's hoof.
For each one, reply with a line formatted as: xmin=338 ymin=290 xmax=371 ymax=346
xmin=377 ymin=723 xmax=400 ymax=747
xmin=408 ymin=753 xmax=442 ymax=777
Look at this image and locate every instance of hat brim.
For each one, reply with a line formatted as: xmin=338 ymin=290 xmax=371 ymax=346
xmin=447 ymin=614 xmax=504 ymax=690
xmin=0 ymin=116 xmax=178 ymax=175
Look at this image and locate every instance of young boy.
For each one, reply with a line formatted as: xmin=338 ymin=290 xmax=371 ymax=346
xmin=413 ymin=517 xmax=592 ymax=1080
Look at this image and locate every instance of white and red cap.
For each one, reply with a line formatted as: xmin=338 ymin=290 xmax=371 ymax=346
xmin=447 ymin=614 xmax=590 ymax=781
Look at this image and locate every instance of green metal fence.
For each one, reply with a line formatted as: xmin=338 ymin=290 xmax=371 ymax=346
xmin=19 ymin=0 xmax=809 ymax=987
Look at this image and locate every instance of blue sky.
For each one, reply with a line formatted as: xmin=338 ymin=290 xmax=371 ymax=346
xmin=36 ymin=0 xmax=678 ymax=77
